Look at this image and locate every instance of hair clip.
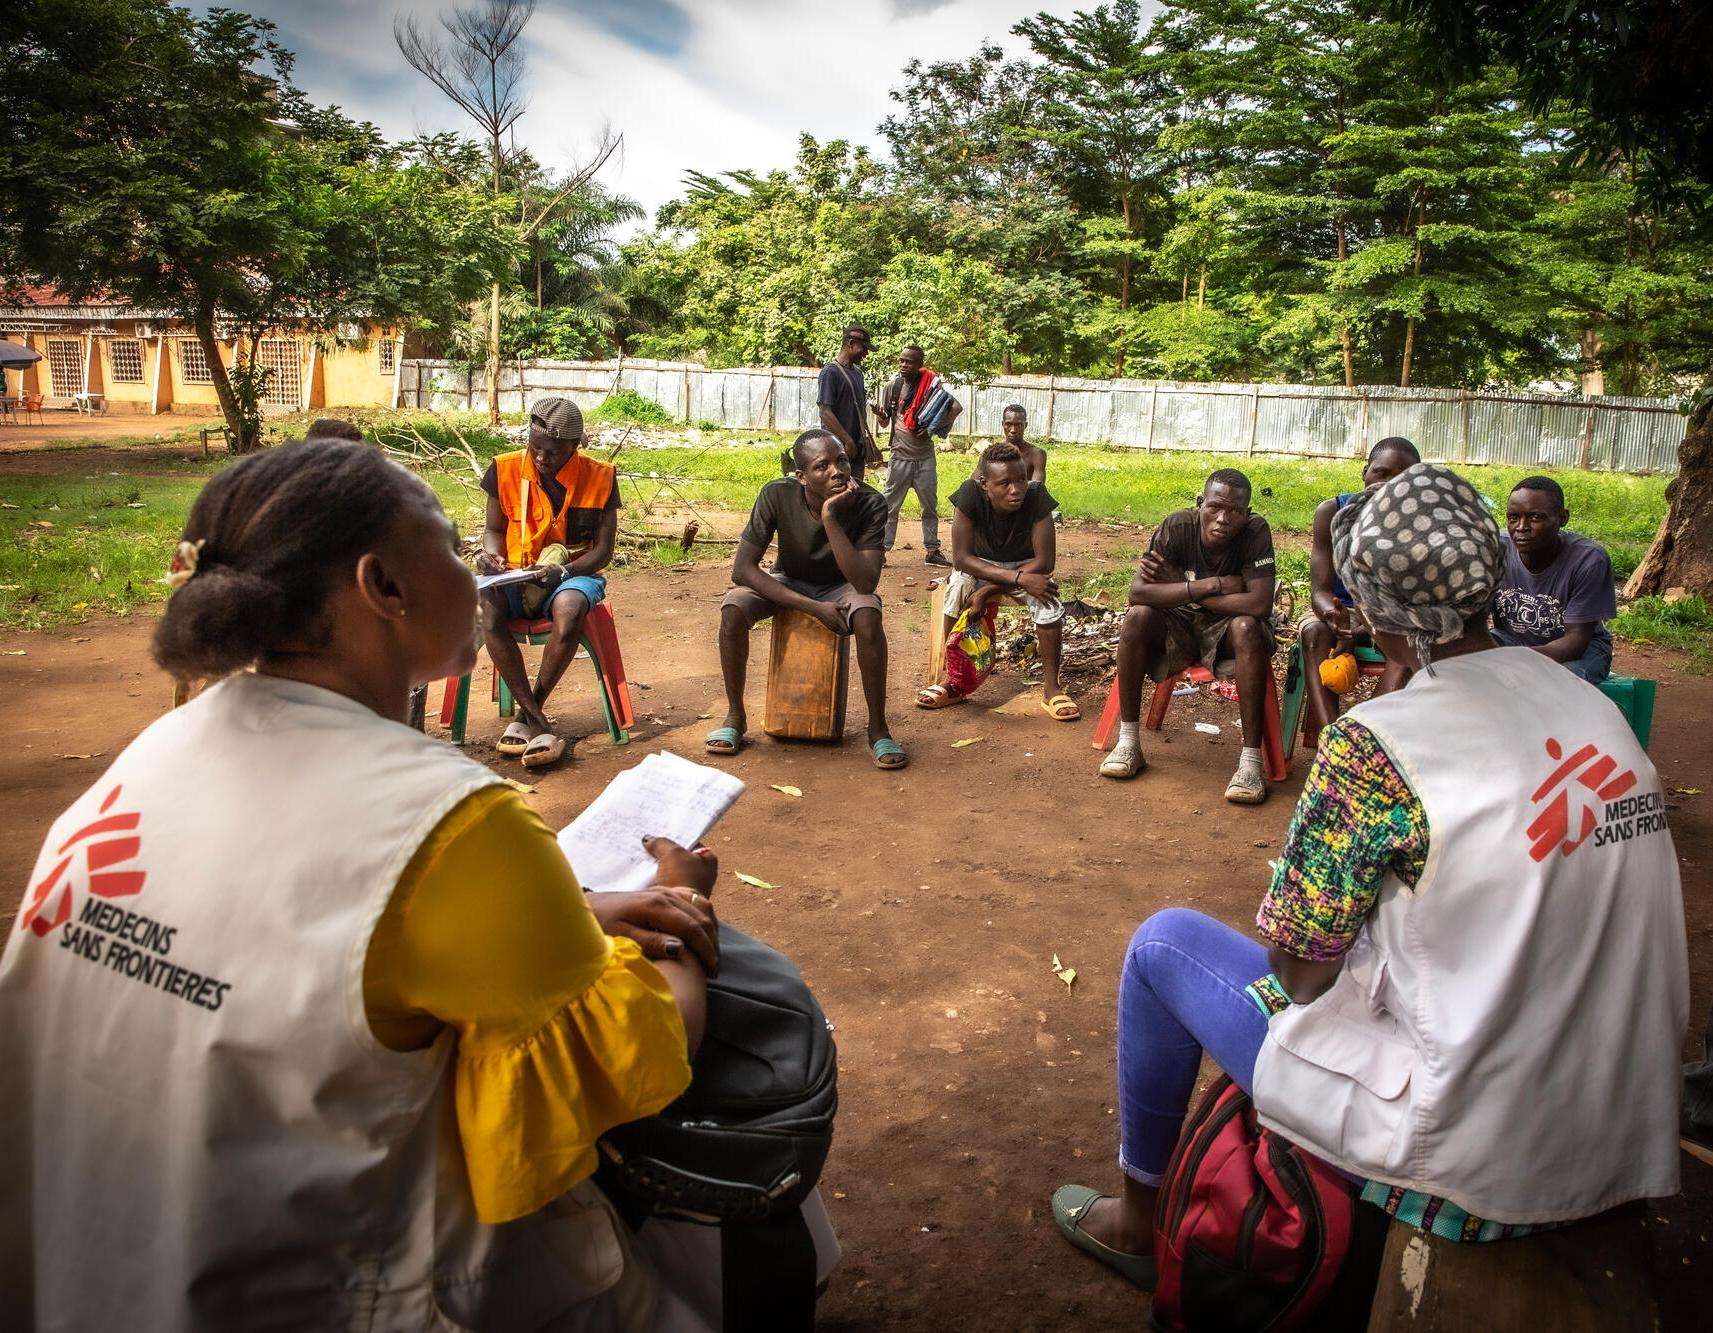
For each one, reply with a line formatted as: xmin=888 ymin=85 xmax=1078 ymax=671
xmin=164 ymin=539 xmax=206 ymax=589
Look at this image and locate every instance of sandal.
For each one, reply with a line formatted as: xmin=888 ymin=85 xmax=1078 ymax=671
xmin=496 ymin=720 xmax=533 ymax=756
xmin=704 ymin=725 xmax=743 ymax=756
xmin=1099 ymin=744 xmax=1147 ymax=780
xmin=871 ymin=737 xmax=908 ymax=770
xmin=916 ymin=684 xmax=966 ymax=710
xmin=520 ymin=732 xmax=567 ymax=769
xmin=1043 ymin=693 xmax=1081 ymax=722
xmin=1051 ymin=1185 xmax=1158 ymax=1292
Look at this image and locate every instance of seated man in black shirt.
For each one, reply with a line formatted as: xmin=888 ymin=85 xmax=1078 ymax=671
xmin=918 ymin=441 xmax=1074 ymax=719
xmin=708 ymin=428 xmax=906 ymax=769
xmin=1099 ymin=468 xmax=1277 ymax=804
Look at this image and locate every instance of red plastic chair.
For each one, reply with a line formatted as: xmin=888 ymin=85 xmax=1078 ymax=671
xmin=1090 ymin=663 xmax=1289 ymax=783
xmin=438 ymin=599 xmax=635 ymax=746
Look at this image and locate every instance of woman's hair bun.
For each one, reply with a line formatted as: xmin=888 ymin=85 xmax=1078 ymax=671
xmin=150 ymin=438 xmax=430 ymax=683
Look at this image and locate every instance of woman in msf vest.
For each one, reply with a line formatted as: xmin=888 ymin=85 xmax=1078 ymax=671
xmin=0 ymin=435 xmax=726 ymax=1330
xmin=1053 ymin=462 xmax=1687 ymax=1289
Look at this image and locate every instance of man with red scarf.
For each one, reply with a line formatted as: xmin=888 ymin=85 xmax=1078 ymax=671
xmin=873 ymin=343 xmax=961 ymax=567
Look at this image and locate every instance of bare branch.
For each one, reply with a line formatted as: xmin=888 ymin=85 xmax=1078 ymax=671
xmin=519 ymin=128 xmax=623 ymax=237
xmin=394 ymin=1 xmax=537 ymax=144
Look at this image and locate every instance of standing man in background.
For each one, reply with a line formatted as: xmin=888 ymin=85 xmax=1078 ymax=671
xmin=818 ymin=325 xmax=879 ymax=484
xmin=875 ymin=343 xmax=960 ymax=567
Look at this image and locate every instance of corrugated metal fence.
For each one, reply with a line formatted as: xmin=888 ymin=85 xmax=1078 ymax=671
xmin=398 ymin=359 xmax=1686 ymax=473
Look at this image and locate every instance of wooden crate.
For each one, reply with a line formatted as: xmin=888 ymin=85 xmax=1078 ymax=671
xmin=763 ymin=608 xmax=850 ymax=741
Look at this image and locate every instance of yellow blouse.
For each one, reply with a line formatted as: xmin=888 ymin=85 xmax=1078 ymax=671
xmin=362 ymin=784 xmax=691 ymax=1224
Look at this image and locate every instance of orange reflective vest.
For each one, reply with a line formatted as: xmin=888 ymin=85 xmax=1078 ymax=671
xmin=492 ymin=449 xmax=617 ymax=567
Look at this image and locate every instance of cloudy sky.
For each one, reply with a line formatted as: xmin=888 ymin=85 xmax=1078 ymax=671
xmin=210 ymin=1 xmax=1113 ymax=225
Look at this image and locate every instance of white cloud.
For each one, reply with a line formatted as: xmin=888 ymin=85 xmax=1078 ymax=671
xmin=216 ymin=1 xmax=1124 ymax=223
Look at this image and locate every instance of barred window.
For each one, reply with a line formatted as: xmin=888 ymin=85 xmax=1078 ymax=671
xmin=258 ymin=339 xmax=301 ymax=408
xmin=378 ymin=336 xmax=396 ymax=374
xmin=107 ymin=339 xmax=145 ymax=383
xmin=46 ymin=339 xmax=83 ymax=397
xmin=178 ymin=339 xmax=213 ymax=383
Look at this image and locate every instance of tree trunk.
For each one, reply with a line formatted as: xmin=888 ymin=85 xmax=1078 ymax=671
xmin=193 ymin=304 xmax=253 ymax=453
xmin=535 ymin=238 xmax=543 ymax=311
xmin=1400 ymin=200 xmax=1426 ymax=388
xmin=1196 ymin=267 xmax=1206 ymax=309
xmin=1336 ymin=222 xmax=1354 ymax=389
xmin=1627 ymin=399 xmax=1713 ymax=600
xmin=487 ymin=281 xmax=502 ymax=425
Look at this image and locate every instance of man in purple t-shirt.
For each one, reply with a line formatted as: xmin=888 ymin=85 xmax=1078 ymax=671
xmin=1494 ymin=476 xmax=1616 ymax=683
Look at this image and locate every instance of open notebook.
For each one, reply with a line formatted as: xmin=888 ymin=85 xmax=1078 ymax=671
xmin=556 ymin=750 xmax=746 ymax=893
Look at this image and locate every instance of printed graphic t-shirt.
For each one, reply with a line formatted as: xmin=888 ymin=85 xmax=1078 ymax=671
xmin=1494 ymin=531 xmax=1616 ymax=651
xmin=950 ymin=478 xmax=1057 ymax=562
xmin=1146 ymin=507 xmax=1276 ymax=586
xmin=740 ymin=477 xmax=888 ymax=587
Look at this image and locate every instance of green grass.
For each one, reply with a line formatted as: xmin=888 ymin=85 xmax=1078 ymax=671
xmin=0 ymin=420 xmax=1684 ymax=656
xmin=1610 ymin=595 xmax=1713 ymax=670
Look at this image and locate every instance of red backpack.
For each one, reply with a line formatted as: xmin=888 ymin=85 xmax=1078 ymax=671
xmin=1151 ymin=1075 xmax=1356 ymax=1331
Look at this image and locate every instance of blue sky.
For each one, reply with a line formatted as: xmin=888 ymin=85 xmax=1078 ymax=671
xmin=208 ymin=1 xmax=1107 ymax=225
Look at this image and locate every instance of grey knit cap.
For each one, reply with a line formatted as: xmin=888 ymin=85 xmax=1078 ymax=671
xmin=529 ymin=397 xmax=584 ymax=441
xmin=1331 ymin=462 xmax=1504 ymax=674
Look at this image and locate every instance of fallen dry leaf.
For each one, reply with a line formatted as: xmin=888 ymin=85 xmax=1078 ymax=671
xmin=950 ymin=736 xmax=983 ymax=748
xmin=733 ymin=871 xmax=776 ymax=890
xmin=1 ymin=650 xmax=24 ymax=656
xmin=771 ymin=784 xmax=803 ymax=798
xmin=0 ymin=501 xmax=17 ymax=509
xmin=1052 ymin=953 xmax=1077 ymax=990
xmin=60 ymin=752 xmax=104 ymax=761
xmin=1672 ymin=786 xmax=1702 ymax=796
xmin=32 ymin=520 xmax=54 ymax=529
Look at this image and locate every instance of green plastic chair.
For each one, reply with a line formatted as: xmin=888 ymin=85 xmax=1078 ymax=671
xmin=1278 ymin=640 xmax=1388 ymax=760
xmin=1596 ymin=675 xmax=1657 ymax=750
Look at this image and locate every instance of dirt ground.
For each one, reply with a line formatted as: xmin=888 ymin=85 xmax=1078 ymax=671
xmin=0 ymin=409 xmax=218 ymax=453
xmin=2 ymin=524 xmax=1710 ymax=1329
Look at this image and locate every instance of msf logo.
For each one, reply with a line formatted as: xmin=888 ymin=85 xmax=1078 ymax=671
xmin=1526 ymin=739 xmax=1637 ymax=863
xmin=17 ymin=786 xmax=145 ymax=937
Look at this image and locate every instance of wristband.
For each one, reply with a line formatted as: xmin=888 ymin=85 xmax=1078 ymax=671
xmin=1185 ymin=577 xmax=1194 ymax=599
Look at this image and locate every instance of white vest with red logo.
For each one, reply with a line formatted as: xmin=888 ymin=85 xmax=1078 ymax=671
xmin=0 ymin=674 xmax=653 ymax=1330
xmin=1253 ymin=647 xmax=1687 ymax=1223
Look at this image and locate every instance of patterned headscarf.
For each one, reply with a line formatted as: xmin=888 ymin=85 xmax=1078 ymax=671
xmin=1331 ymin=462 xmax=1504 ymax=674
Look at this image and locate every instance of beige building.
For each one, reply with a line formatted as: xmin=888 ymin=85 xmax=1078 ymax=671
xmin=0 ymin=287 xmax=404 ymax=414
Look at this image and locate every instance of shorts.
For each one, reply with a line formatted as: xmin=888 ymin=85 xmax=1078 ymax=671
xmin=1149 ymin=605 xmax=1275 ymax=682
xmin=721 ymin=574 xmax=882 ymax=627
xmin=941 ymin=563 xmax=1064 ymax=626
xmin=499 ymin=572 xmax=606 ymax=621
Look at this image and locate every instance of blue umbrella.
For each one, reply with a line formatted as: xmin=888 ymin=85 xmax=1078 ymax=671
xmin=0 ymin=339 xmax=42 ymax=369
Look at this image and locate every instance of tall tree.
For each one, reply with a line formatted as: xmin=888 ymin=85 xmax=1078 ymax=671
xmin=0 ymin=0 xmax=511 ymax=449
xmin=396 ymin=0 xmax=617 ymax=423
xmin=1013 ymin=1 xmax=1180 ymax=372
xmin=1387 ymin=0 xmax=1713 ymax=595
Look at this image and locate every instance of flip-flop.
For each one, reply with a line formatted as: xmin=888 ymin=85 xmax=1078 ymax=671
xmin=520 ymin=732 xmax=567 ymax=769
xmin=496 ymin=720 xmax=533 ymax=756
xmin=704 ymin=725 xmax=743 ymax=756
xmin=871 ymin=738 xmax=908 ymax=770
xmin=1050 ymin=1185 xmax=1158 ymax=1292
xmin=1099 ymin=747 xmax=1147 ymax=780
xmin=1043 ymin=693 xmax=1082 ymax=722
xmin=916 ymin=684 xmax=966 ymax=710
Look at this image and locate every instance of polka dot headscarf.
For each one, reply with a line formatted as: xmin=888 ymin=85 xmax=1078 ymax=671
xmin=1331 ymin=462 xmax=1503 ymax=674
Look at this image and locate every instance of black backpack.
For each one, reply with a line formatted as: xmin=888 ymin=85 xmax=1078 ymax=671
xmin=597 ymin=926 xmax=838 ymax=1328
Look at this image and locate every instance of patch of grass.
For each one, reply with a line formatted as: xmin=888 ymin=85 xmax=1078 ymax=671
xmin=0 ymin=464 xmax=226 ymax=629
xmin=589 ymin=389 xmax=673 ymax=427
xmin=1611 ymin=595 xmax=1713 ymax=670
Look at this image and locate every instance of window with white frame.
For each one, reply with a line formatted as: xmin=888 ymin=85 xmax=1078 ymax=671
xmin=258 ymin=338 xmax=301 ymax=408
xmin=378 ymin=335 xmax=396 ymax=374
xmin=177 ymin=339 xmax=214 ymax=383
xmin=46 ymin=339 xmax=83 ymax=397
xmin=107 ymin=339 xmax=145 ymax=383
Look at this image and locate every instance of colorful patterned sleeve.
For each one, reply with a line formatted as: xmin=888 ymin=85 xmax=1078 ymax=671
xmin=1255 ymin=717 xmax=1429 ymax=961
